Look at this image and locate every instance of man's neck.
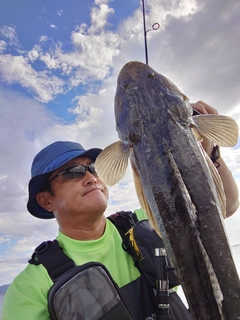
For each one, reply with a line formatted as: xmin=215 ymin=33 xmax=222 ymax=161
xmin=58 ymin=215 xmax=107 ymax=240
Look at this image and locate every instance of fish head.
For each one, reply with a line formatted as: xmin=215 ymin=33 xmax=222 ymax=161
xmin=114 ymin=61 xmax=193 ymax=143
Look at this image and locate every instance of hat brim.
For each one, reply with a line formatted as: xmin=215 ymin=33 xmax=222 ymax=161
xmin=27 ymin=148 xmax=102 ymax=219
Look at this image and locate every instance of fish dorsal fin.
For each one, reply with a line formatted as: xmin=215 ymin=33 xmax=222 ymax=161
xmin=192 ymin=114 xmax=239 ymax=147
xmin=203 ymin=147 xmax=226 ymax=218
xmin=95 ymin=141 xmax=129 ymax=186
xmin=131 ymin=160 xmax=161 ymax=236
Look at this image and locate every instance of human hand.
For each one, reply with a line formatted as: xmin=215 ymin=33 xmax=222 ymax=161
xmin=191 ymin=102 xmax=239 ymax=217
xmin=191 ymin=100 xmax=217 ymax=156
xmin=191 ymin=100 xmax=218 ymax=116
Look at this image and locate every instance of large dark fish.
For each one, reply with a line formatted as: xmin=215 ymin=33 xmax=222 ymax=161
xmin=95 ymin=61 xmax=240 ymax=319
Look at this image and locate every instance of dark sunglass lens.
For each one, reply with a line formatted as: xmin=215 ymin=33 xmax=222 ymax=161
xmin=89 ymin=163 xmax=97 ymax=174
xmin=62 ymin=166 xmax=86 ymax=180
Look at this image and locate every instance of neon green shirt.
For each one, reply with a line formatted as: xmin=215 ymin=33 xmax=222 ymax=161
xmin=2 ymin=209 xmax=147 ymax=320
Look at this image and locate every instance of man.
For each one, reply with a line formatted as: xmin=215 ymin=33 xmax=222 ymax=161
xmin=2 ymin=102 xmax=239 ymax=319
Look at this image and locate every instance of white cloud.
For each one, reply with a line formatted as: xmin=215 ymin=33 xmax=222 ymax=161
xmin=0 ymin=235 xmax=10 ymax=244
xmin=0 ymin=25 xmax=19 ymax=47
xmin=0 ymin=54 xmax=64 ymax=102
xmin=39 ymin=52 xmax=59 ymax=69
xmin=0 ymin=40 xmax=7 ymax=53
xmin=144 ymin=0 xmax=240 ymax=113
xmin=39 ymin=1 xmax=120 ymax=84
xmin=39 ymin=35 xmax=49 ymax=43
xmin=90 ymin=3 xmax=114 ymax=30
xmin=0 ymin=2 xmax=121 ymax=101
xmin=68 ymin=2 xmax=121 ymax=81
xmin=95 ymin=0 xmax=111 ymax=5
xmin=50 ymin=24 xmax=58 ymax=29
xmin=57 ymin=9 xmax=63 ymax=16
xmin=0 ymin=0 xmax=239 ymax=112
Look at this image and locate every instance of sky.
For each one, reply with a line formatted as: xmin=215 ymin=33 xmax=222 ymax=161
xmin=0 ymin=0 xmax=240 ymax=286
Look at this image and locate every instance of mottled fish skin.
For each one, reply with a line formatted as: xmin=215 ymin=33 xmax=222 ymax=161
xmin=96 ymin=61 xmax=240 ymax=319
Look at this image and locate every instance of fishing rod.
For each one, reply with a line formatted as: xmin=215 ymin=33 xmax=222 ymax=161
xmin=141 ymin=0 xmax=160 ymax=65
xmin=155 ymin=248 xmax=172 ymax=319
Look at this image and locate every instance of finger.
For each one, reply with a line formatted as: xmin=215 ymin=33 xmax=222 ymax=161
xmin=193 ymin=101 xmax=218 ymax=115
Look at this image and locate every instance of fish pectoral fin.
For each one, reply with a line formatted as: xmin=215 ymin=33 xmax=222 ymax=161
xmin=192 ymin=114 xmax=239 ymax=147
xmin=131 ymin=162 xmax=161 ymax=236
xmin=95 ymin=140 xmax=129 ymax=186
xmin=203 ymin=148 xmax=227 ymax=218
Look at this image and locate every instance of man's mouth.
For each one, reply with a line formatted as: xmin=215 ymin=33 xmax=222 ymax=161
xmin=83 ymin=187 xmax=101 ymax=196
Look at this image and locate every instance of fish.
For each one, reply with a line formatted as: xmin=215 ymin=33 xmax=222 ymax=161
xmin=95 ymin=61 xmax=240 ymax=319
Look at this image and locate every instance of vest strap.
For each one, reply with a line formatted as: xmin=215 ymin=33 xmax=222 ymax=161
xmin=29 ymin=240 xmax=75 ymax=282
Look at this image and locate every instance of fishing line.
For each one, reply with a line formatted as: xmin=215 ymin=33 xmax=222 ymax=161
xmin=168 ymin=31 xmax=187 ymax=96
xmin=141 ymin=0 xmax=186 ymax=95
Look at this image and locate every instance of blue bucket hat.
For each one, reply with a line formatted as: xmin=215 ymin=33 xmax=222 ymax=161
xmin=27 ymin=141 xmax=102 ymax=219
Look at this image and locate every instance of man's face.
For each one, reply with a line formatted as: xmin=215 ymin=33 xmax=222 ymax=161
xmin=45 ymin=156 xmax=109 ymax=220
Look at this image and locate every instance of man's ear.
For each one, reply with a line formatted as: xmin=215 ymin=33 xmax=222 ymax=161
xmin=36 ymin=192 xmax=54 ymax=212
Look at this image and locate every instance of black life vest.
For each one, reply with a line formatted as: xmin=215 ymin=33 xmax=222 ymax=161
xmin=29 ymin=211 xmax=192 ymax=320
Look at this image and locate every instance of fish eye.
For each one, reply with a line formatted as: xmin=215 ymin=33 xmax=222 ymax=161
xmin=147 ymin=72 xmax=155 ymax=78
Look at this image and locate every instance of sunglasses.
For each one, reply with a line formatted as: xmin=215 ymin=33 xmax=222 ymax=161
xmin=47 ymin=163 xmax=97 ymax=184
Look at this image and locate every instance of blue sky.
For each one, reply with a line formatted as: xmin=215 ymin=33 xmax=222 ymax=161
xmin=0 ymin=0 xmax=240 ymax=286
